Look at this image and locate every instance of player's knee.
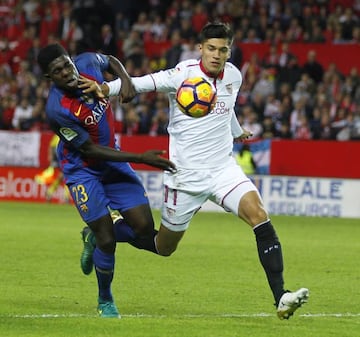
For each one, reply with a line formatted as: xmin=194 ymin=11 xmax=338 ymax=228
xmin=156 ymin=239 xmax=178 ymax=256
xmin=96 ymin=234 xmax=116 ymax=254
xmin=132 ymin=219 xmax=155 ymax=236
xmin=98 ymin=242 xmax=116 ymax=254
xmin=241 ymin=204 xmax=268 ymax=227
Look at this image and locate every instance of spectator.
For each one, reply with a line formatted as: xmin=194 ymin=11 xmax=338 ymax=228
xmin=278 ymin=41 xmax=295 ymax=69
xmin=263 ymin=93 xmax=281 ymax=121
xmin=339 ymin=7 xmax=358 ymax=40
xmin=0 ymin=0 xmax=359 ymax=143
xmin=228 ymin=28 xmax=243 ymax=69
xmin=289 ymin=98 xmax=308 ymax=135
xmin=241 ymin=52 xmax=262 ymax=85
xmin=293 ymin=114 xmax=312 ymax=140
xmin=178 ymin=17 xmax=196 ymax=40
xmin=98 ymin=24 xmax=117 ymax=55
xmin=149 ymin=106 xmax=169 ymax=136
xmin=58 ymin=1 xmax=73 ymax=43
xmin=277 ymin=55 xmax=302 ymax=91
xmin=241 ymin=107 xmax=263 ymax=139
xmin=349 ymin=106 xmax=360 ymax=139
xmin=234 ymin=143 xmax=257 ymax=175
xmin=0 ymin=96 xmax=16 ymax=130
xmin=122 ymin=29 xmax=144 ymax=68
xmin=132 ymin=11 xmax=151 ymax=36
xmin=261 ymin=116 xmax=276 ymax=139
xmin=179 ymin=36 xmax=200 ymax=62
xmin=251 ymin=69 xmax=276 ymax=102
xmin=135 ymin=102 xmax=153 ymax=134
xmin=122 ymin=104 xmax=140 ymax=135
xmin=26 ymin=36 xmax=42 ymax=77
xmin=302 ymin=50 xmax=324 ymax=84
xmin=63 ymin=19 xmax=84 ymax=48
xmin=150 ymin=14 xmax=167 ymax=41
xmin=291 ymin=81 xmax=311 ymax=106
xmin=309 ymin=106 xmax=323 ymax=140
xmin=12 ymin=97 xmax=34 ymax=131
xmin=165 ymin=30 xmax=183 ymax=68
xmin=262 ymin=44 xmax=279 ymax=75
xmin=243 ymin=28 xmax=262 ymax=43
xmin=191 ymin=3 xmax=208 ymax=33
xmin=275 ymin=120 xmax=292 ymax=139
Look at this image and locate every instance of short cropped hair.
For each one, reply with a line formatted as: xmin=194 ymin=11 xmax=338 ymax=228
xmin=199 ymin=22 xmax=234 ymax=45
xmin=37 ymin=43 xmax=68 ymax=73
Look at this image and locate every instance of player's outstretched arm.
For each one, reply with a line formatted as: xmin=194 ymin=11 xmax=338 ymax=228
xmin=79 ymin=139 xmax=176 ymax=172
xmin=106 ymin=55 xmax=136 ymax=103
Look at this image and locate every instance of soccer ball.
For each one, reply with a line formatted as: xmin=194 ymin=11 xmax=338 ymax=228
xmin=176 ymin=77 xmax=217 ymax=118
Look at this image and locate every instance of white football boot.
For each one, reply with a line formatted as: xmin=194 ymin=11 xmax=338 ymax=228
xmin=277 ymin=288 xmax=309 ymax=320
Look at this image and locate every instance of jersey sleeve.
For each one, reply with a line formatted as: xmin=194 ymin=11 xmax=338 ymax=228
xmin=227 ymin=63 xmax=244 ymax=138
xmin=75 ymin=53 xmax=109 ymax=77
xmin=132 ymin=62 xmax=188 ymax=94
xmin=231 ymin=113 xmax=244 ymax=138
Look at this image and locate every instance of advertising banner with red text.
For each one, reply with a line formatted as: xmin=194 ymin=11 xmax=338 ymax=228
xmin=0 ymin=167 xmax=69 ymax=204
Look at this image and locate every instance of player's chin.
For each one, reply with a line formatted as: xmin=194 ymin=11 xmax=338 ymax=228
xmin=64 ymin=81 xmax=78 ymax=91
xmin=209 ymin=63 xmax=222 ymax=75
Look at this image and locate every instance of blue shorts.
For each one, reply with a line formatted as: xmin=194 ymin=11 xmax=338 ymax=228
xmin=66 ymin=162 xmax=149 ymax=223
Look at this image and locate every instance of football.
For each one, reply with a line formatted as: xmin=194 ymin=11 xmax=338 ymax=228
xmin=176 ymin=77 xmax=217 ymax=118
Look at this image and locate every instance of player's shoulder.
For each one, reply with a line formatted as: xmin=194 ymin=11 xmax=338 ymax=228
xmin=225 ymin=62 xmax=242 ymax=75
xmin=75 ymin=52 xmax=108 ymax=68
xmin=47 ymin=85 xmax=62 ymax=105
xmin=160 ymin=59 xmax=200 ymax=82
xmin=46 ymin=86 xmax=62 ymax=110
xmin=175 ymin=59 xmax=200 ymax=71
xmin=224 ymin=62 xmax=242 ymax=81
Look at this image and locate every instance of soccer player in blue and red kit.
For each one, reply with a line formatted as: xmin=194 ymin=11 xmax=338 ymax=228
xmin=37 ymin=44 xmax=176 ymax=318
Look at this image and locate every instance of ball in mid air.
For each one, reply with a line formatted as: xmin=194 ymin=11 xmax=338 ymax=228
xmin=176 ymin=77 xmax=217 ymax=118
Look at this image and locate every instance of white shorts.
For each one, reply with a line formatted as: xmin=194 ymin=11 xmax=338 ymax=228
xmin=161 ymin=157 xmax=259 ymax=232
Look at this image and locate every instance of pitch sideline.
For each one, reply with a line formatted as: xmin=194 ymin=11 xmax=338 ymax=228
xmin=2 ymin=312 xmax=360 ymax=319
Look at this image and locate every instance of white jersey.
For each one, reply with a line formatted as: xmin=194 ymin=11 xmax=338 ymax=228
xmin=132 ymin=59 xmax=244 ymax=169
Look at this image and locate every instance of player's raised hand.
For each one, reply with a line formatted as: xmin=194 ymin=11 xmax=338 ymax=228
xmin=234 ymin=129 xmax=253 ymax=143
xmin=140 ymin=150 xmax=177 ymax=173
xmin=78 ymin=75 xmax=106 ymax=98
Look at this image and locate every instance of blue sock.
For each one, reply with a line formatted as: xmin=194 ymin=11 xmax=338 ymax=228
xmin=114 ymin=219 xmax=136 ymax=242
xmin=93 ymin=248 xmax=115 ymax=302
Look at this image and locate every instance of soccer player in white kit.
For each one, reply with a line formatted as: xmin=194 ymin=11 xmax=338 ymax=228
xmin=131 ymin=22 xmax=309 ymax=319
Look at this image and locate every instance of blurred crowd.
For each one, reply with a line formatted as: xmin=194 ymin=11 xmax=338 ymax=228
xmin=1 ymin=0 xmax=360 ymax=140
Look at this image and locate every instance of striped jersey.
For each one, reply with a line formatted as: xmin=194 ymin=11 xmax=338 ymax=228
xmin=45 ymin=53 xmax=118 ymax=177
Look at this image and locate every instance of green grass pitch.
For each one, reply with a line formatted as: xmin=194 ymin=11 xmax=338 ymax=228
xmin=0 ymin=201 xmax=359 ymax=337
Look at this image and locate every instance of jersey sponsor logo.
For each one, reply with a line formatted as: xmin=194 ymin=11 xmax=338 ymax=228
xmin=96 ymin=53 xmax=105 ymax=64
xmin=83 ymin=99 xmax=109 ymax=126
xmin=209 ymin=101 xmax=230 ymax=115
xmin=59 ymin=127 xmax=78 ymax=141
xmin=225 ymin=83 xmax=232 ymax=94
xmin=75 ymin=104 xmax=82 ymax=116
xmin=166 ymin=207 xmax=176 ymax=217
xmin=80 ymin=204 xmax=88 ymax=212
xmin=166 ymin=67 xmax=180 ymax=76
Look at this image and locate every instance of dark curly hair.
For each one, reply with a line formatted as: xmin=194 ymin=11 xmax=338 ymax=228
xmin=37 ymin=43 xmax=68 ymax=74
